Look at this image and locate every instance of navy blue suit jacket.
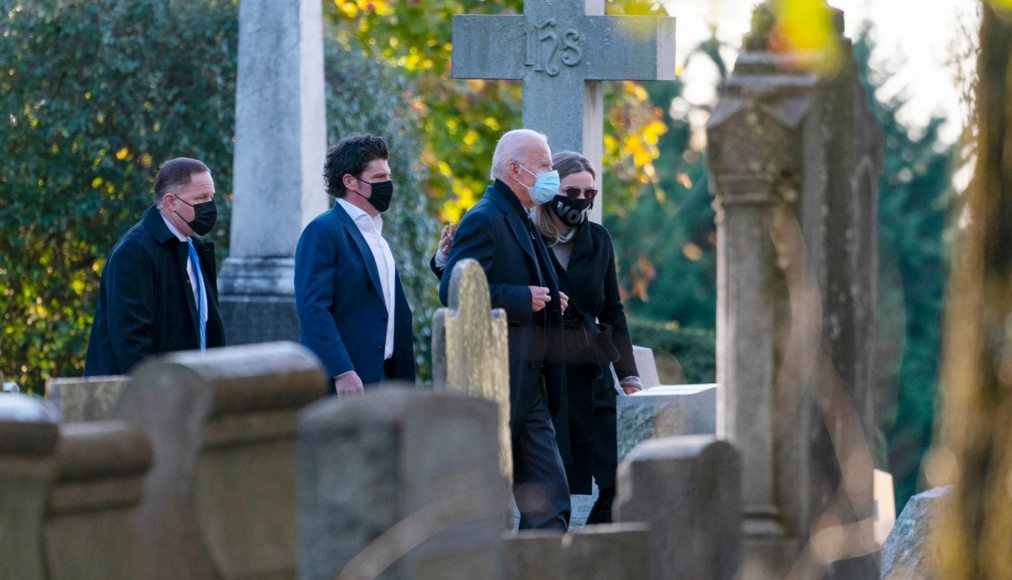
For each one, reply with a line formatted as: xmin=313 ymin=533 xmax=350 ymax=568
xmin=294 ymin=202 xmax=415 ymax=389
xmin=438 ymin=181 xmax=566 ymax=428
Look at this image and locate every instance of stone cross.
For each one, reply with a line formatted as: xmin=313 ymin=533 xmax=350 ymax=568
xmin=218 ymin=0 xmax=328 ymax=344
xmin=452 ymin=0 xmax=676 ymax=222
xmin=432 ymin=258 xmax=512 ymax=482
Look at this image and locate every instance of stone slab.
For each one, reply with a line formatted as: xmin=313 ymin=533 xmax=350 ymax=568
xmin=45 ymin=376 xmax=130 ymax=422
xmin=116 ymin=341 xmax=326 ymax=580
xmin=566 ymin=523 xmax=650 ymax=580
xmin=299 ymin=387 xmax=510 ymax=580
xmin=880 ymin=486 xmax=949 ymax=580
xmin=617 ymin=384 xmax=717 ymax=461
xmin=44 ymin=421 xmax=151 ymax=580
xmin=0 ymin=394 xmax=61 ymax=580
xmin=632 ymin=346 xmax=660 ymax=388
xmin=615 ymin=436 xmax=741 ymax=580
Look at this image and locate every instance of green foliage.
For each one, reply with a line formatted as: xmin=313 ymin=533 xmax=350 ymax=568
xmin=606 ymin=34 xmax=725 ymax=329
xmin=324 ymin=0 xmax=671 ymax=223
xmin=0 ymin=0 xmax=434 ymax=390
xmin=1 ymin=0 xmax=239 ymax=391
xmin=627 ymin=317 xmax=716 ymax=384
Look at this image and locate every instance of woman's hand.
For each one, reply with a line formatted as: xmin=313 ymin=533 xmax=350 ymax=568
xmin=620 ymin=376 xmax=643 ymax=395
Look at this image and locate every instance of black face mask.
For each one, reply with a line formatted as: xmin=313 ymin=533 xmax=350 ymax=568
xmin=550 ymin=194 xmax=591 ymax=227
xmin=174 ymin=197 xmax=218 ymax=236
xmin=350 ymin=177 xmax=394 ymax=213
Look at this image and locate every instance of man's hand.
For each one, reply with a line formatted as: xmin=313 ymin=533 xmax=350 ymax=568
xmin=559 ymin=291 xmax=569 ymax=314
xmin=530 ymin=286 xmax=551 ymax=312
xmin=439 ymin=223 xmax=456 ymax=259
xmin=334 ymin=371 xmax=364 ymax=398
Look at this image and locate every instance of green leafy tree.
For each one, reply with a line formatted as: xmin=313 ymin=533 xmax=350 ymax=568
xmin=324 ymin=0 xmax=671 ymax=223
xmin=0 ymin=0 xmax=432 ymax=390
xmin=1 ymin=0 xmax=239 ymax=390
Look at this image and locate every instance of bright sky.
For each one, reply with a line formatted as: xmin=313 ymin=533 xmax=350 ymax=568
xmin=663 ymin=0 xmax=979 ymax=143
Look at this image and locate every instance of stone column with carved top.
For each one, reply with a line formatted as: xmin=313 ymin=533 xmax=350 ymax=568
xmin=706 ymin=3 xmax=882 ymax=577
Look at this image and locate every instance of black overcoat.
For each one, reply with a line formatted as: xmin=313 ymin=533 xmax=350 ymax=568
xmin=438 ymin=181 xmax=568 ymax=438
xmin=550 ymin=220 xmax=638 ymax=493
xmin=84 ymin=206 xmax=225 ymax=375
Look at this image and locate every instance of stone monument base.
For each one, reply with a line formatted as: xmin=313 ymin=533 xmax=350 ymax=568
xmin=218 ymin=257 xmax=300 ymax=345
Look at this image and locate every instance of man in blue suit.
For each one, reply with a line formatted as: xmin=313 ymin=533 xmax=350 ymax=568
xmin=439 ymin=129 xmax=571 ymax=530
xmin=295 ymin=135 xmax=415 ymax=395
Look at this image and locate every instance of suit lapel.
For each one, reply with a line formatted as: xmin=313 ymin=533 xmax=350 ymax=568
xmin=487 ymin=187 xmax=540 ymax=275
xmin=334 ymin=205 xmax=384 ymax=300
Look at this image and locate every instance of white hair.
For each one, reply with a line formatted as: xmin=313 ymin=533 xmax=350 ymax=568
xmin=490 ymin=129 xmax=549 ymax=181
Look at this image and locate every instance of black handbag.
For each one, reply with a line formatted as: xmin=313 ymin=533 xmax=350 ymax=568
xmin=563 ymin=308 xmax=620 ymax=366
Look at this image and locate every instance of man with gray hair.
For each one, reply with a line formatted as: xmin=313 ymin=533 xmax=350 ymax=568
xmin=439 ymin=129 xmax=571 ymax=530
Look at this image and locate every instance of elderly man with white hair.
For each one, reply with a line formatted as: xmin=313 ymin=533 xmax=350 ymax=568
xmin=439 ymin=129 xmax=571 ymax=530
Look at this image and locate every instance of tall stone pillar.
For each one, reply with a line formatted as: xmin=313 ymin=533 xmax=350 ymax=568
xmin=706 ymin=3 xmax=882 ymax=577
xmin=218 ymin=0 xmax=328 ymax=344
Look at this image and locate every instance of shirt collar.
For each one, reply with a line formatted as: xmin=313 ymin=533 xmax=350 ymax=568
xmin=337 ymin=197 xmax=383 ymax=234
xmin=159 ymin=211 xmax=190 ymax=242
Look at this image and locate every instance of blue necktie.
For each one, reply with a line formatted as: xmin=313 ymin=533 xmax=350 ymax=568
xmin=186 ymin=239 xmax=207 ymax=352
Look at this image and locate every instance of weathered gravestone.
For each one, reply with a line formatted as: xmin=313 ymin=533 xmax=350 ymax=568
xmin=114 ymin=341 xmax=327 ymax=580
xmin=0 ymin=394 xmax=60 ymax=580
xmin=614 ymin=436 xmax=742 ymax=580
xmin=502 ymin=523 xmax=650 ymax=580
xmin=299 ymin=387 xmax=511 ymax=580
xmin=515 ymin=524 xmax=650 ymax=580
xmin=631 ymin=345 xmax=661 ymax=388
xmin=707 ymin=2 xmax=882 ymax=576
xmin=44 ymin=421 xmax=151 ymax=580
xmin=879 ymin=486 xmax=948 ymax=580
xmin=617 ymin=383 xmax=717 ymax=461
xmin=45 ymin=375 xmax=130 ymax=422
xmin=432 ymin=258 xmax=512 ymax=481
xmin=452 ymin=0 xmax=676 ymax=222
xmin=218 ymin=0 xmax=328 ymax=344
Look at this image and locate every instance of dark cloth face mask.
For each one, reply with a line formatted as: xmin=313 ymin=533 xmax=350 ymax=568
xmin=174 ymin=197 xmax=217 ymax=236
xmin=550 ymin=194 xmax=591 ymax=227
xmin=350 ymin=177 xmax=394 ymax=213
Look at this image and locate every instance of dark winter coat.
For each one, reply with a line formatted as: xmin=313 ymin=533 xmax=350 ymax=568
xmin=85 ymin=206 xmax=225 ymax=375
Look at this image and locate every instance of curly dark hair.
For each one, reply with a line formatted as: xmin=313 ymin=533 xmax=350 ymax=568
xmin=323 ymin=134 xmax=389 ymax=197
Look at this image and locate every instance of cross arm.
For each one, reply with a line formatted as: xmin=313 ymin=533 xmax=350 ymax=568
xmin=582 ymin=16 xmax=676 ymax=81
xmin=452 ymin=15 xmax=527 ymax=80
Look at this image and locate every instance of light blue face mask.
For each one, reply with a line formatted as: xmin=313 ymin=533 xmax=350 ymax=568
xmin=519 ymin=164 xmax=561 ymax=205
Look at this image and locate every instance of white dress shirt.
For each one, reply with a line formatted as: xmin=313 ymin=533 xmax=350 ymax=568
xmin=337 ymin=198 xmax=396 ymax=360
xmin=160 ymin=213 xmax=207 ymax=324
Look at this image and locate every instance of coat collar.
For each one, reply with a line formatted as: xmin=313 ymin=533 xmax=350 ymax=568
xmin=484 ymin=181 xmax=539 ymax=268
xmin=141 ymin=205 xmax=178 ymax=245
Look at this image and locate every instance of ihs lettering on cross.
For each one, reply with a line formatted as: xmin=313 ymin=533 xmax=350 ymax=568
xmin=525 ymin=19 xmax=584 ymax=76
xmin=452 ymin=0 xmax=676 ymax=222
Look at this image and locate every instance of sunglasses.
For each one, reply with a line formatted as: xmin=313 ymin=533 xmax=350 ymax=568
xmin=561 ymin=186 xmax=598 ymax=201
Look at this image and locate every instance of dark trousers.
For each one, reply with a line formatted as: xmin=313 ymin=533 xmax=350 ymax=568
xmin=512 ymin=389 xmax=571 ymax=531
